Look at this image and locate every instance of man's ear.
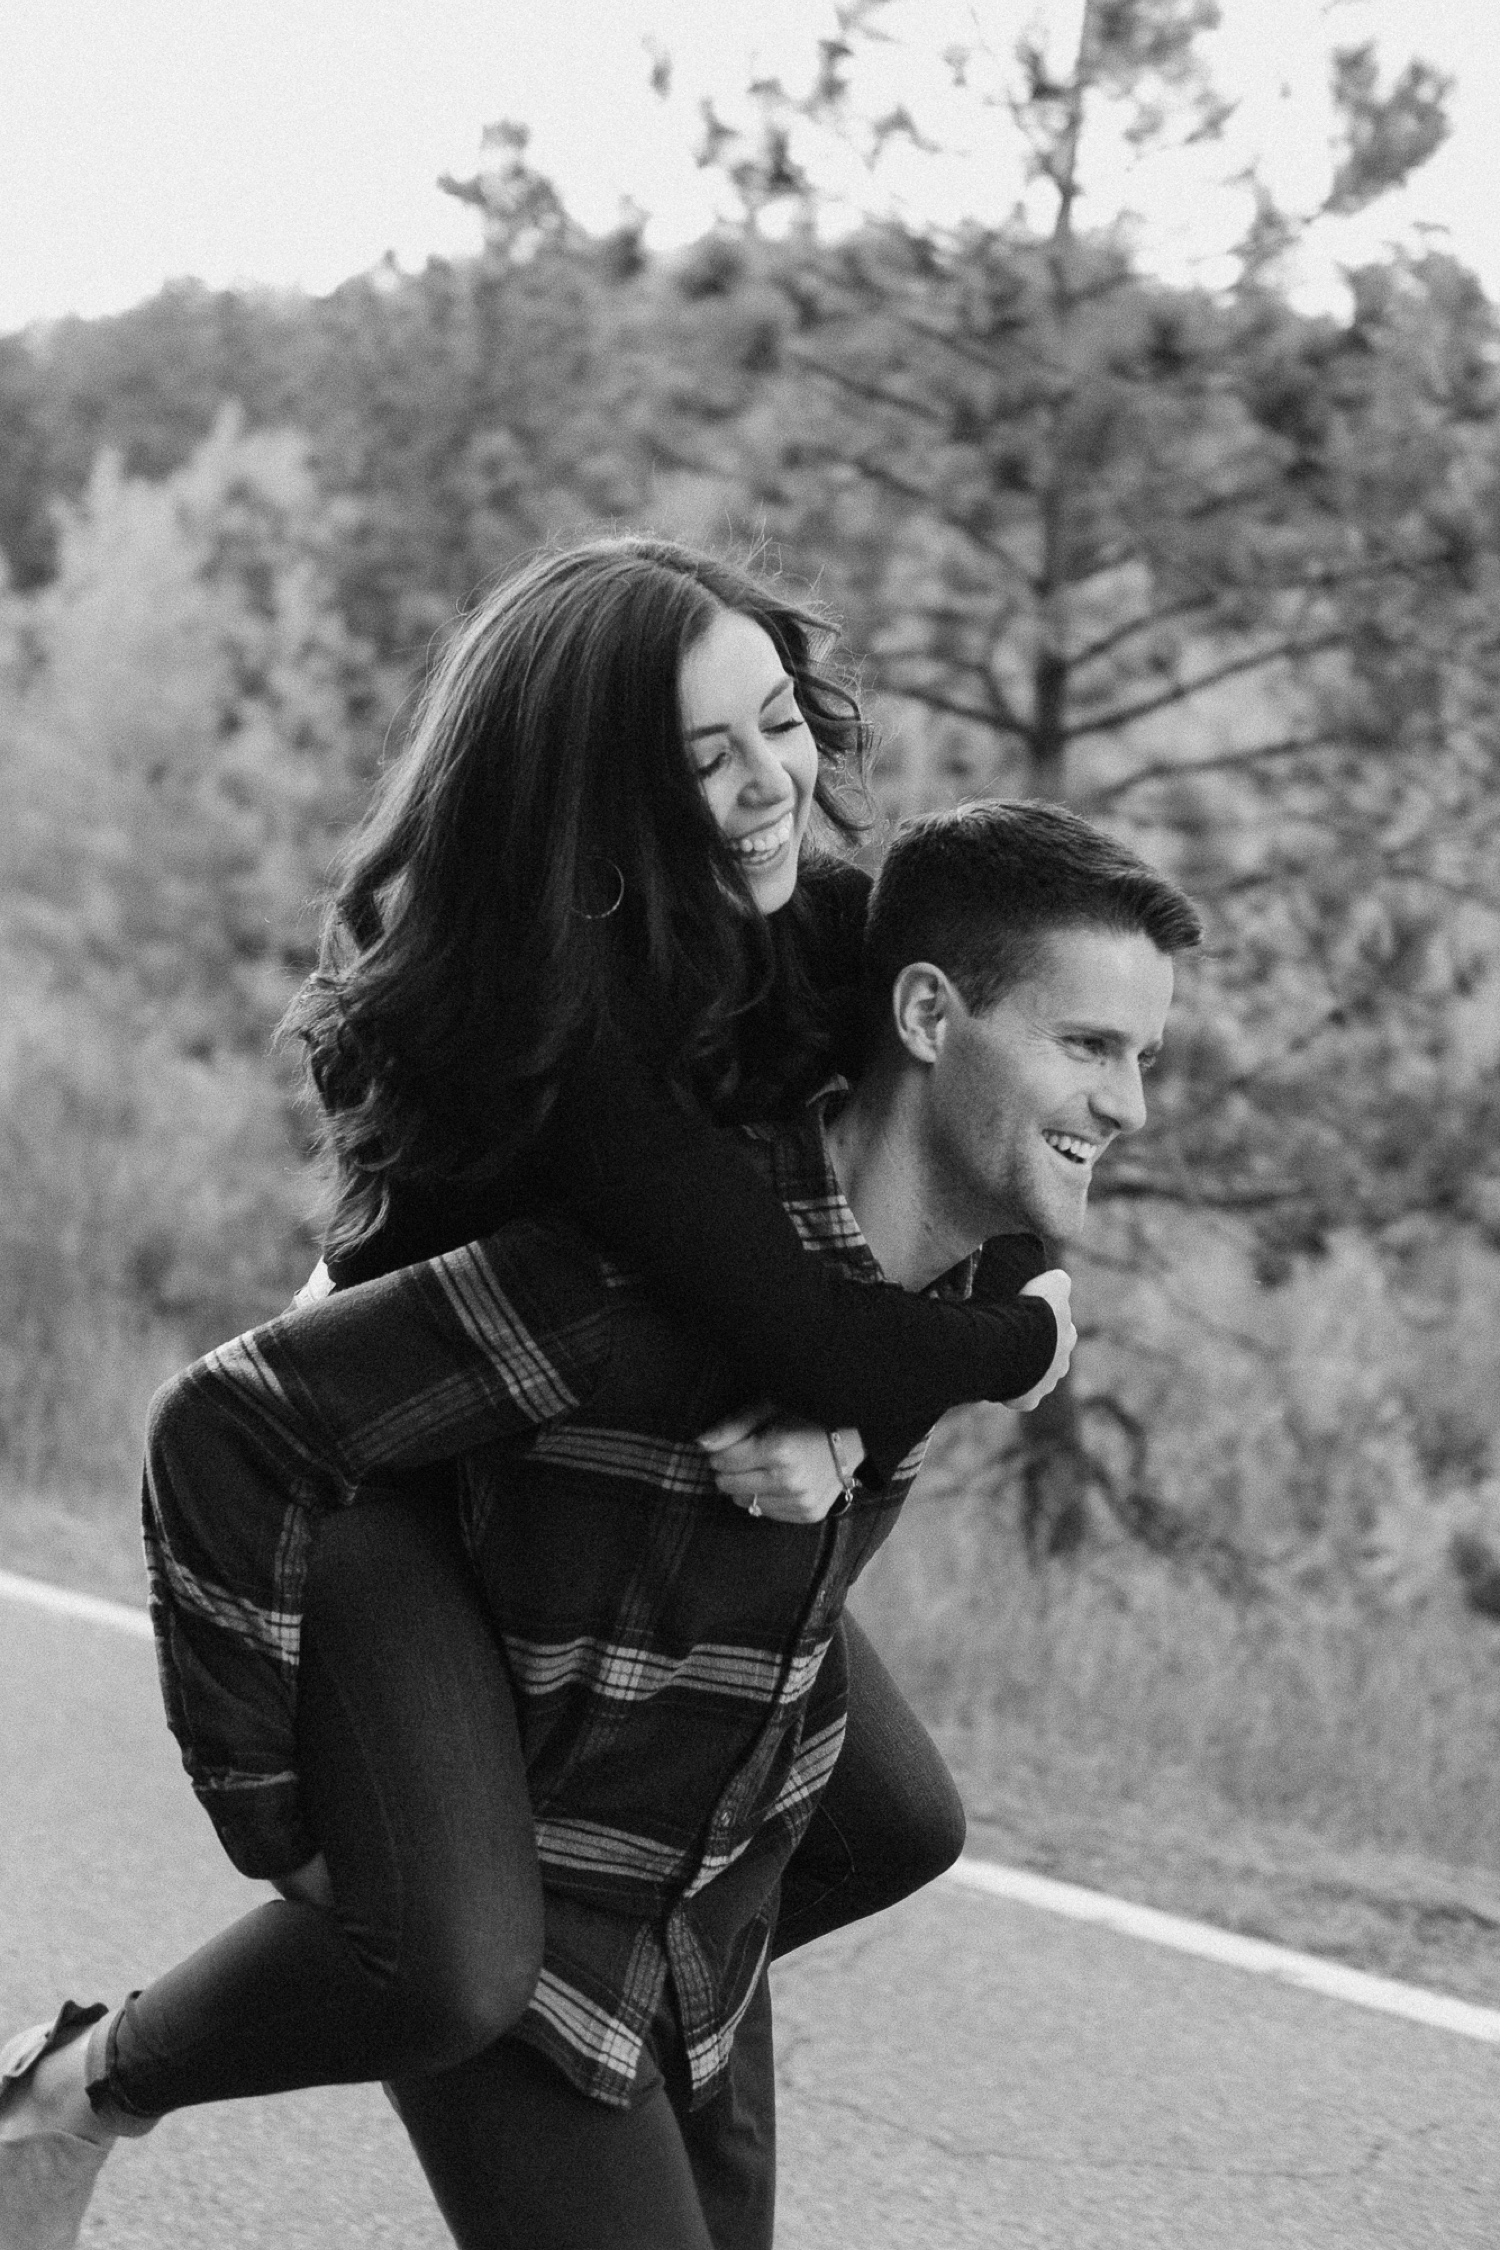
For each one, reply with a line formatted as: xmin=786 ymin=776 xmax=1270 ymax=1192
xmin=889 ymin=963 xmax=958 ymax=1064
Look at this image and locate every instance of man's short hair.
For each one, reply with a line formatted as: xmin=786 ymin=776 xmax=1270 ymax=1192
xmin=863 ymin=799 xmax=1203 ymax=1020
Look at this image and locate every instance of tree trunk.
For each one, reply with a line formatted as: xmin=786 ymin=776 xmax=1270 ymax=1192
xmin=1017 ymin=1383 xmax=1092 ymax=1559
xmin=1029 ymin=646 xmax=1070 ymax=797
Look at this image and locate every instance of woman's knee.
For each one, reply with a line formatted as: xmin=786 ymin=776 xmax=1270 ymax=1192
xmin=854 ymin=1755 xmax=966 ymax=1890
xmin=393 ymin=1898 xmax=545 ymax=2070
xmin=907 ymin=1766 xmax=966 ymax=1883
xmin=838 ymin=1618 xmax=967 ymax=1884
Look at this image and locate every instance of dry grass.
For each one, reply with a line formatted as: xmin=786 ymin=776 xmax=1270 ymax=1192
xmin=953 ymin=1752 xmax=1500 ymax=2010
xmin=855 ymin=1459 xmax=1500 ymax=1871
xmin=0 ymin=1485 xmax=151 ymax=1606
xmin=842 ymin=1426 xmax=1500 ymax=2002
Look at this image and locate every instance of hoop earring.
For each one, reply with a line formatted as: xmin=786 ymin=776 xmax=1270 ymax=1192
xmin=571 ymin=860 xmax=625 ymax=920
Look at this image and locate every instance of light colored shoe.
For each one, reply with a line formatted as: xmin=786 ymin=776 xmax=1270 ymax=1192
xmin=0 ymin=2003 xmax=111 ymax=2250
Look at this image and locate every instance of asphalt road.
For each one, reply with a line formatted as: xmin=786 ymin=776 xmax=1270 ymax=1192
xmin=3 ymin=1591 xmax=1498 ymax=2248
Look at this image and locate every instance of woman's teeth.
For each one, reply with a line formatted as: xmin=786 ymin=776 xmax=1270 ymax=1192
xmin=1043 ymin=1131 xmax=1094 ymax=1166
xmin=731 ymin=811 xmax=794 ymax=865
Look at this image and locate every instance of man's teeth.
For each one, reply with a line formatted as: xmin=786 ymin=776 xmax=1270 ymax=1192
xmin=1044 ymin=1131 xmax=1095 ymax=1166
xmin=732 ymin=812 xmax=793 ymax=863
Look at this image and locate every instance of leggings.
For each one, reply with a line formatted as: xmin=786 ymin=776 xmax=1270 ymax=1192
xmin=100 ymin=1495 xmax=965 ymax=2120
xmin=390 ymin=1974 xmax=777 ymax=2250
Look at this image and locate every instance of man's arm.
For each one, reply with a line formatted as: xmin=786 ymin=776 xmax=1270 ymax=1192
xmin=143 ymin=1225 xmax=612 ymax=1878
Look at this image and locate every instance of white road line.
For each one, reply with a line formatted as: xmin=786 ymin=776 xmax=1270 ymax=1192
xmin=946 ymin=1855 xmax=1500 ymax=2045
xmin=0 ymin=1567 xmax=154 ymax=1639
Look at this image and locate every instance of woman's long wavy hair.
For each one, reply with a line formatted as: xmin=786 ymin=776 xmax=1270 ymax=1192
xmin=282 ymin=535 xmax=874 ymax=1261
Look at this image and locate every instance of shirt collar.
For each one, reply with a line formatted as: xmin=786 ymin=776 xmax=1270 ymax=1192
xmin=753 ymin=1076 xmax=980 ymax=1302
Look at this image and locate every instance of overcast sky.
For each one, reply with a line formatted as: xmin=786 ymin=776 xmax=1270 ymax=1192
xmin=3 ymin=0 xmax=1497 ymax=334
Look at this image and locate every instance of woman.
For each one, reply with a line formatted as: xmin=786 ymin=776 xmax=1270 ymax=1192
xmin=0 ymin=539 xmax=1066 ymax=2245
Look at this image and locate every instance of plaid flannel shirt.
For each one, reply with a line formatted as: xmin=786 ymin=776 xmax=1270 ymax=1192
xmin=142 ymin=1084 xmax=980 ymax=2109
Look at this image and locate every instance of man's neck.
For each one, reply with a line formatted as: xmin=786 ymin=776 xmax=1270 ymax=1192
xmin=824 ymin=1077 xmax=985 ymax=1291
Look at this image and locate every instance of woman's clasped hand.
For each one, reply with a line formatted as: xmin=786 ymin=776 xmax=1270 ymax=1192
xmin=696 ymin=1401 xmax=866 ymax=1523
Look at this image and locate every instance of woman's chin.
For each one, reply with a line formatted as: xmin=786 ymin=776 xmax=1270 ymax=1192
xmin=748 ymin=859 xmax=800 ymax=915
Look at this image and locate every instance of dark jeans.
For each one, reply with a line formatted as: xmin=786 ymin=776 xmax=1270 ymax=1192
xmin=103 ymin=1495 xmax=964 ymax=2119
xmin=391 ymin=1974 xmax=777 ymax=2250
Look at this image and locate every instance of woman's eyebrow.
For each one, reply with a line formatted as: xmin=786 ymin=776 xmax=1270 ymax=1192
xmin=684 ymin=676 xmax=796 ymax=741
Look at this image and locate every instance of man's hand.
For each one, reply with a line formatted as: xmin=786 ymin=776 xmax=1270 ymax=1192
xmin=1006 ymin=1269 xmax=1076 ymax=1411
xmin=272 ymin=1851 xmax=335 ymax=1910
xmin=696 ymin=1402 xmax=863 ymax=1524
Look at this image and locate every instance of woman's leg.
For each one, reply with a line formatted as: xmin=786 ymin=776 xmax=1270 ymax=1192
xmin=771 ymin=1613 xmax=966 ymax=1959
xmin=98 ymin=1494 xmax=543 ymax=2116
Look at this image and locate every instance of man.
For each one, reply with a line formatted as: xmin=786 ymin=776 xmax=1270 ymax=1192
xmin=380 ymin=800 xmax=1195 ymax=2250
xmin=150 ymin=801 xmax=1200 ymax=2248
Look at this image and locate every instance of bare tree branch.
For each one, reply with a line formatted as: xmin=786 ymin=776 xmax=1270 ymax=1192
xmin=1065 ymin=633 xmax=1345 ymax=741
xmin=1066 ymin=590 xmax=1220 ymax=673
xmin=876 ymin=600 xmax=1026 ymax=646
xmin=873 ymin=644 xmax=1003 ymax=682
xmin=1081 ymin=731 xmax=1344 ymax=808
xmin=882 ymin=306 xmax=1036 ymax=378
xmin=873 ymin=678 xmax=1031 ymax=734
xmin=786 ymin=347 xmax=952 ymax=429
xmin=1161 ymin=999 xmax=1357 ymax=1134
xmin=828 ymin=451 xmax=1036 ymax=583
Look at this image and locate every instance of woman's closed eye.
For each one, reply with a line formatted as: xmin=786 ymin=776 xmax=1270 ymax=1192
xmin=693 ymin=714 xmax=803 ymax=778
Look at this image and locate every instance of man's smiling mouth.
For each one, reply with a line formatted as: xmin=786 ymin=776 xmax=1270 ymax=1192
xmin=1042 ymin=1130 xmax=1099 ymax=1167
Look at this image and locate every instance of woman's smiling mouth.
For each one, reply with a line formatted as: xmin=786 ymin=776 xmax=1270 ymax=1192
xmin=730 ymin=809 xmax=796 ymax=867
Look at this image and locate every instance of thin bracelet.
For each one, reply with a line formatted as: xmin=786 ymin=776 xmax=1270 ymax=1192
xmin=826 ymin=1427 xmax=861 ymax=1506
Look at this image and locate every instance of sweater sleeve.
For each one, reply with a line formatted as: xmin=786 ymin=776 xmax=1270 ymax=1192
xmin=551 ymin=1046 xmax=1056 ymax=1484
xmin=535 ymin=857 xmax=1053 ymax=1479
xmin=142 ymin=1226 xmax=610 ymax=1878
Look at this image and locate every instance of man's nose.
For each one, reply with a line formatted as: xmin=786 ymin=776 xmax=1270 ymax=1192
xmin=1092 ymin=1059 xmax=1148 ymax=1136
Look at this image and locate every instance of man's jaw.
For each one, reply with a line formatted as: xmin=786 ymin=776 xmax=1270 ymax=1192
xmin=980 ymin=1131 xmax=1107 ymax=1254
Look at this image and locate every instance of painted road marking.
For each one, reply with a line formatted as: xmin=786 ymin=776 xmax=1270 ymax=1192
xmin=0 ymin=1567 xmax=154 ymax=1639
xmin=6 ymin=1565 xmax=1498 ymax=2045
xmin=946 ymin=1855 xmax=1500 ymax=2045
